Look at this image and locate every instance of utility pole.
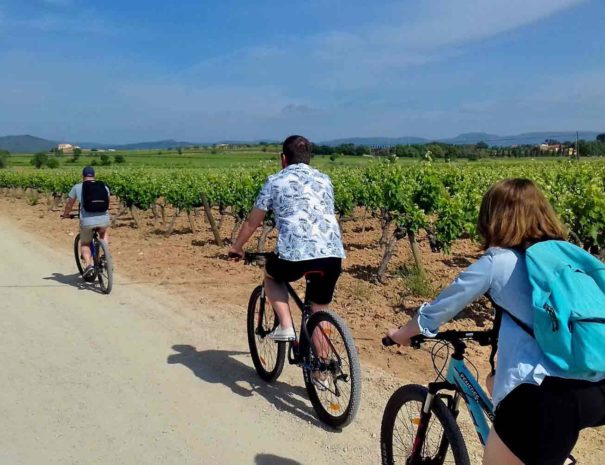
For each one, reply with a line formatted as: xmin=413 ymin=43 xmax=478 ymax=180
xmin=576 ymin=131 xmax=580 ymax=161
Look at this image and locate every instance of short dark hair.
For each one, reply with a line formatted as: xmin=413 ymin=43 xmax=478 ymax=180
xmin=282 ymin=135 xmax=311 ymax=164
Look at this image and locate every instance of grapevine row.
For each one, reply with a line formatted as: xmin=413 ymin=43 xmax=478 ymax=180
xmin=1 ymin=160 xmax=603 ymax=280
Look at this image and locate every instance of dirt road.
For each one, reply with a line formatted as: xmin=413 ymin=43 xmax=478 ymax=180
xmin=0 ymin=215 xmax=390 ymax=465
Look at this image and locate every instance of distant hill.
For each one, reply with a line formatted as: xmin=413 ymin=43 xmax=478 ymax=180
xmin=1 ymin=131 xmax=602 ymax=153
xmin=321 ymin=136 xmax=429 ymax=146
xmin=82 ymin=139 xmax=202 ymax=150
xmin=321 ymin=131 xmax=602 ymax=147
xmin=0 ymin=135 xmax=57 ymax=153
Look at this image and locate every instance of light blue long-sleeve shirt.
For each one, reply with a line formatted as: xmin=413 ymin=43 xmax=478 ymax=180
xmin=417 ymin=247 xmax=605 ymax=407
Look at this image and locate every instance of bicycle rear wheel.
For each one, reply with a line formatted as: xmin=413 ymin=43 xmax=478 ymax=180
xmin=246 ymin=285 xmax=286 ymax=382
xmin=302 ymin=310 xmax=361 ymax=428
xmin=95 ymin=239 xmax=113 ymax=294
xmin=74 ymin=233 xmax=84 ymax=276
xmin=381 ymin=384 xmax=470 ymax=465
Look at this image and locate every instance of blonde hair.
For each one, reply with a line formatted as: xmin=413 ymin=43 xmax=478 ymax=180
xmin=478 ymin=178 xmax=567 ymax=250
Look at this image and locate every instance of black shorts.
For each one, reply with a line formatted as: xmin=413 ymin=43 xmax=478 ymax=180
xmin=494 ymin=377 xmax=605 ymax=465
xmin=265 ymin=254 xmax=342 ymax=305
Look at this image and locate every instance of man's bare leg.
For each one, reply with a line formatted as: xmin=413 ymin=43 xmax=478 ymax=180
xmin=81 ymin=243 xmax=93 ymax=267
xmin=264 ymin=274 xmax=293 ymax=329
xmin=98 ymin=227 xmax=109 ymax=244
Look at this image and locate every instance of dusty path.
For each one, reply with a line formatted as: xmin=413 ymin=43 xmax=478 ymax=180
xmin=0 ymin=215 xmax=389 ymax=465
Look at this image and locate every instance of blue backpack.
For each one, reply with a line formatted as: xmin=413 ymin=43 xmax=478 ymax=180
xmin=496 ymin=241 xmax=605 ymax=378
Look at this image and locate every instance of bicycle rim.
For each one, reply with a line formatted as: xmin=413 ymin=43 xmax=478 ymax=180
xmin=246 ymin=286 xmax=285 ymax=382
xmin=73 ymin=233 xmax=84 ymax=276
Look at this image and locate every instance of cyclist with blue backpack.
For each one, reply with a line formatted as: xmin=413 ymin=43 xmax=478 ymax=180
xmin=386 ymin=178 xmax=605 ymax=465
xmin=62 ymin=166 xmax=111 ymax=279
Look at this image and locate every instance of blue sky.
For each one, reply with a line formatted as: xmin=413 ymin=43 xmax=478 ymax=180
xmin=0 ymin=0 xmax=603 ymax=143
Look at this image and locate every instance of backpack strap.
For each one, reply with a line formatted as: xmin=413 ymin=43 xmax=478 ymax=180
xmin=486 ymin=295 xmax=501 ymax=376
xmin=485 ymin=295 xmax=535 ymax=376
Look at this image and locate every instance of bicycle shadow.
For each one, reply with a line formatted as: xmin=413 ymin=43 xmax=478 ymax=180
xmin=43 ymin=272 xmax=106 ymax=295
xmin=167 ymin=345 xmax=336 ymax=431
xmin=254 ymin=453 xmax=302 ymax=465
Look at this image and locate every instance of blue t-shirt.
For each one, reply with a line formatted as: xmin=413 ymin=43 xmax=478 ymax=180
xmin=68 ymin=182 xmax=111 ymax=228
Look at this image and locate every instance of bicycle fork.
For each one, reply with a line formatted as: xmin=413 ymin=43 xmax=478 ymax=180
xmin=410 ymin=383 xmax=459 ymax=464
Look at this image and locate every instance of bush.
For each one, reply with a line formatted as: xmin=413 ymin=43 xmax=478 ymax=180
xmin=114 ymin=154 xmax=126 ymax=164
xmin=46 ymin=158 xmax=60 ymax=169
xmin=26 ymin=190 xmax=40 ymax=205
xmin=30 ymin=152 xmax=49 ymax=169
xmin=90 ymin=159 xmax=98 ymax=166
xmin=100 ymin=154 xmax=111 ymax=166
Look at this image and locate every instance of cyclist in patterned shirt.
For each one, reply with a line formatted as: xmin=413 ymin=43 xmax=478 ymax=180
xmin=229 ymin=135 xmax=346 ymax=342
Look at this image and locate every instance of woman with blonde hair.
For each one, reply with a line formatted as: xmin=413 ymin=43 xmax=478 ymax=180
xmin=386 ymin=179 xmax=605 ymax=465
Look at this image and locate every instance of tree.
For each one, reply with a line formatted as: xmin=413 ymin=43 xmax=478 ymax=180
xmin=114 ymin=154 xmax=126 ymax=164
xmin=177 ymin=147 xmax=183 ymax=155
xmin=426 ymin=144 xmax=444 ymax=159
xmin=31 ymin=152 xmax=49 ymax=169
xmin=475 ymin=141 xmax=489 ymax=150
xmin=0 ymin=150 xmax=9 ymax=169
xmin=444 ymin=145 xmax=462 ymax=161
xmin=394 ymin=145 xmax=420 ymax=158
xmin=597 ymin=134 xmax=605 ymax=143
xmin=74 ymin=147 xmax=82 ymax=157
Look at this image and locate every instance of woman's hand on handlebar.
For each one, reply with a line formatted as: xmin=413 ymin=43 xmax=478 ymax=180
xmin=385 ymin=318 xmax=421 ymax=347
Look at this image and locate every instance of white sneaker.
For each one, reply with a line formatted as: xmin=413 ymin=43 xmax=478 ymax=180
xmin=268 ymin=325 xmax=295 ymax=342
xmin=311 ymin=371 xmax=330 ymax=391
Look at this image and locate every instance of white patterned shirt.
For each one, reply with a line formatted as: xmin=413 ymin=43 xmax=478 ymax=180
xmin=254 ymin=163 xmax=345 ymax=261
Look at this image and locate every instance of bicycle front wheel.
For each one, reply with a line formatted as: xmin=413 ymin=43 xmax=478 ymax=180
xmin=246 ymin=285 xmax=286 ymax=382
xmin=96 ymin=239 xmax=113 ymax=294
xmin=302 ymin=310 xmax=361 ymax=428
xmin=381 ymin=384 xmax=470 ymax=465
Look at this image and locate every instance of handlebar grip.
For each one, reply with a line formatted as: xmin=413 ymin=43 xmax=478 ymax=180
xmin=382 ymin=336 xmax=396 ymax=347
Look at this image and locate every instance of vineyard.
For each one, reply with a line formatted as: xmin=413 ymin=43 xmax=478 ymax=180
xmin=1 ymin=160 xmax=604 ymax=283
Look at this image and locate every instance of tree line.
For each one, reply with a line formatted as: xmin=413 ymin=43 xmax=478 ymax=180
xmin=312 ymin=134 xmax=605 ymax=160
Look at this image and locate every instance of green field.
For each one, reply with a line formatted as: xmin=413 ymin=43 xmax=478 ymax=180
xmin=6 ymin=148 xmax=378 ymax=170
xmin=5 ymin=147 xmax=585 ymax=171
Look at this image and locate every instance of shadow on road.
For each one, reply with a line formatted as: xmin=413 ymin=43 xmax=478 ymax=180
xmin=43 ymin=272 xmax=105 ymax=294
xmin=167 ymin=344 xmax=335 ymax=431
xmin=254 ymin=453 xmax=302 ymax=465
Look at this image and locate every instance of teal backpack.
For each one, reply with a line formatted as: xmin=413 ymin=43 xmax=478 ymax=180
xmin=494 ymin=241 xmax=605 ymax=378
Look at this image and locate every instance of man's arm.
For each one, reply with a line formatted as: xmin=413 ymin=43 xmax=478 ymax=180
xmin=229 ymin=208 xmax=266 ymax=257
xmin=62 ymin=197 xmax=76 ymax=218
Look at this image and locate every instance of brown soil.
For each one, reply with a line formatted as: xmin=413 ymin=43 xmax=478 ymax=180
xmin=0 ymin=193 xmax=493 ymax=382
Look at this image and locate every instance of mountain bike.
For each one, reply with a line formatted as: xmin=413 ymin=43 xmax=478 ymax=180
xmin=237 ymin=252 xmax=361 ymax=428
xmin=69 ymin=214 xmax=113 ymax=294
xmin=380 ymin=330 xmax=577 ymax=465
xmin=381 ymin=329 xmax=493 ymax=465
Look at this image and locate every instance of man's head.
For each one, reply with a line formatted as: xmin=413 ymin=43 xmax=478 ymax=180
xmin=82 ymin=166 xmax=95 ymax=180
xmin=281 ymin=135 xmax=312 ymax=167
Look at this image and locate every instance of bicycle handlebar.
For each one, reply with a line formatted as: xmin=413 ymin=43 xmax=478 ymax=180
xmin=382 ymin=329 xmax=493 ymax=348
xmin=227 ymin=251 xmax=272 ymax=265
